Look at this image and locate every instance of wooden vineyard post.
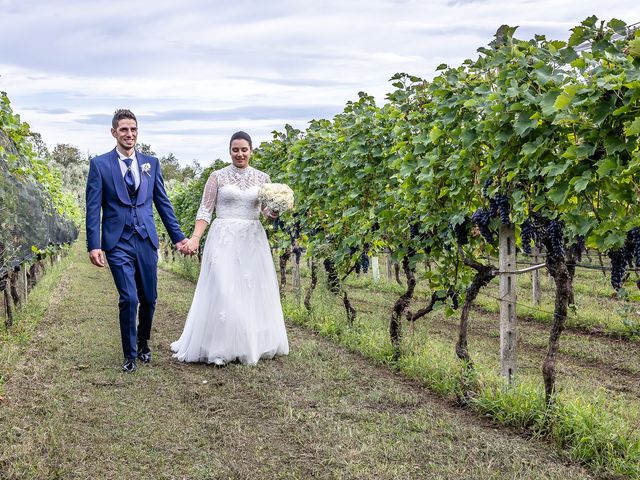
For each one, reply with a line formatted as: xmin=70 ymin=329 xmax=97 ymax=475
xmin=385 ymin=251 xmax=392 ymax=281
xmin=499 ymin=225 xmax=517 ymax=384
xmin=292 ymin=249 xmax=302 ymax=306
xmin=371 ymin=256 xmax=380 ymax=283
xmin=23 ymin=263 xmax=28 ymax=303
xmin=3 ymin=278 xmax=13 ymax=328
xmin=532 ymin=246 xmax=541 ymax=306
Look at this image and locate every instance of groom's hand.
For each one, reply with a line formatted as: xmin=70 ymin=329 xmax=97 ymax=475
xmin=89 ymin=249 xmax=105 ymax=267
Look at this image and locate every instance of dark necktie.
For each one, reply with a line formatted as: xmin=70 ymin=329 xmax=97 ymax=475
xmin=122 ymin=157 xmax=136 ymax=197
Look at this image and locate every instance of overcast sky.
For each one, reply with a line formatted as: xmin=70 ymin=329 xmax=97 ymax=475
xmin=1 ymin=0 xmax=638 ymax=166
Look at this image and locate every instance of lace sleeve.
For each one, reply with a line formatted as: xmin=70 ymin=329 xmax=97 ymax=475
xmin=196 ymin=172 xmax=218 ymax=223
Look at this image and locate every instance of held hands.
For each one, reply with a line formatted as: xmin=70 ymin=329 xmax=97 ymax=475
xmin=175 ymin=238 xmax=191 ymax=255
xmin=175 ymin=237 xmax=199 ymax=256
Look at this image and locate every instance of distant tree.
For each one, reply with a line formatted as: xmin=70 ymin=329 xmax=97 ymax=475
xmin=51 ymin=144 xmax=83 ymax=168
xmin=50 ymin=143 xmax=88 ymax=206
xmin=27 ymin=132 xmax=50 ymax=159
xmin=137 ymin=143 xmax=156 ymax=156
xmin=182 ymin=159 xmax=203 ymax=180
xmin=159 ymin=152 xmax=182 ymax=182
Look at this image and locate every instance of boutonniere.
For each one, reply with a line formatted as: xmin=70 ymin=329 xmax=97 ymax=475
xmin=141 ymin=163 xmax=151 ymax=176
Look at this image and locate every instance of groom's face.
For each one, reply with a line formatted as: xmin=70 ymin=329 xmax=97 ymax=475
xmin=112 ymin=119 xmax=138 ymax=152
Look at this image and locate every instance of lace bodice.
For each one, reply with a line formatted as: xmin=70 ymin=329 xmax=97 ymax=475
xmin=196 ymin=165 xmax=271 ymax=222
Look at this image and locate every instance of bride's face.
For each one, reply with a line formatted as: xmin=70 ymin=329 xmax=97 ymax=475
xmin=230 ymin=139 xmax=252 ymax=169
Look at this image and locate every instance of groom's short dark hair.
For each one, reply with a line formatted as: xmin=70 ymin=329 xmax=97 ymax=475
xmin=112 ymin=109 xmax=137 ymax=129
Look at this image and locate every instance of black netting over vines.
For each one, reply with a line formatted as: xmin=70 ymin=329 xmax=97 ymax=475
xmin=0 ymin=130 xmax=78 ymax=277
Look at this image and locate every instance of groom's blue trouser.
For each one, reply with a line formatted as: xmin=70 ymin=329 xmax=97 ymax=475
xmin=106 ymin=230 xmax=158 ymax=360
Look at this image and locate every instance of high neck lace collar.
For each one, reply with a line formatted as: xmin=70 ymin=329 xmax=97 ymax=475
xmin=230 ymin=164 xmax=250 ymax=175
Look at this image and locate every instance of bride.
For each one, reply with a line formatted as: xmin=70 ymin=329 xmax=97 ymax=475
xmin=170 ymin=131 xmax=289 ymax=365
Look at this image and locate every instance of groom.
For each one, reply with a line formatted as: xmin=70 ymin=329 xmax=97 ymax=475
xmin=86 ymin=109 xmax=188 ymax=372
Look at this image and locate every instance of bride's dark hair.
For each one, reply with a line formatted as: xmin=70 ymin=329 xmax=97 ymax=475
xmin=229 ymin=131 xmax=252 ymax=149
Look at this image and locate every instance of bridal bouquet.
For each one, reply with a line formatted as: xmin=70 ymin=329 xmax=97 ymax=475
xmin=258 ymin=183 xmax=294 ymax=213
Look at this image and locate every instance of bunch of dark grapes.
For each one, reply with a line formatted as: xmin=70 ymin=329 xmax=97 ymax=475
xmin=520 ymin=218 xmax=536 ymax=254
xmin=356 ymin=252 xmax=370 ymax=274
xmin=488 ymin=197 xmax=499 ymax=218
xmin=452 ymin=218 xmax=470 ymax=247
xmin=627 ymin=227 xmax=640 ymax=267
xmin=493 ymin=194 xmax=510 ymax=225
xmin=272 ymin=217 xmax=284 ymax=231
xmin=409 ymin=222 xmax=420 ymax=239
xmin=471 ymin=208 xmax=494 ymax=243
xmin=624 ymin=238 xmax=635 ymax=267
xmin=481 ymin=179 xmax=510 ymax=227
xmin=608 ymin=247 xmax=628 ymax=290
xmin=445 ymin=217 xmax=471 ymax=248
xmin=408 ymin=220 xmax=432 ymax=253
xmin=292 ymin=246 xmax=303 ymax=263
xmin=546 ymin=220 xmax=565 ymax=258
xmin=568 ymin=235 xmax=585 ymax=262
xmin=288 ymin=220 xmax=301 ymax=243
xmin=323 ymin=259 xmax=340 ymax=294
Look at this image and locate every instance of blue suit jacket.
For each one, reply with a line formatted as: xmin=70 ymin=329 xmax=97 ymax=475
xmin=85 ymin=148 xmax=185 ymax=252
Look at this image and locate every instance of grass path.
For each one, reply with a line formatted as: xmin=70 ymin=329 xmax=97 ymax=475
xmin=0 ymin=241 xmax=594 ymax=479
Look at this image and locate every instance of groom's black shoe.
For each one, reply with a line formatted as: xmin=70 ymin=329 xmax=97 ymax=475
xmin=137 ymin=343 xmax=152 ymax=364
xmin=122 ymin=358 xmax=137 ymax=373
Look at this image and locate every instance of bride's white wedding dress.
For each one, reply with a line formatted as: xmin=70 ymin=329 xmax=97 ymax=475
xmin=170 ymin=164 xmax=289 ymax=365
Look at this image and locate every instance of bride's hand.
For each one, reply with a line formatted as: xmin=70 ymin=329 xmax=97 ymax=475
xmin=185 ymin=236 xmax=200 ymax=255
xmin=265 ymin=208 xmax=279 ymax=219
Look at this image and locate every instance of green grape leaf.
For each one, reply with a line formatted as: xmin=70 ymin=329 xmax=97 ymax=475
xmin=607 ymin=18 xmax=627 ymax=35
xmin=429 ymin=125 xmax=443 ymax=144
xmin=604 ymin=136 xmax=626 ymax=155
xmin=572 ymin=172 xmax=591 ymax=193
xmin=548 ymin=182 xmax=570 ymax=205
xmin=575 ymin=143 xmax=595 ymax=159
xmin=568 ymin=26 xmax=588 ymax=47
xmin=627 ymin=38 xmax=640 ymax=59
xmin=596 ymin=157 xmax=618 ymax=178
xmin=624 ymin=117 xmax=640 ymax=136
xmin=581 ymin=15 xmax=598 ymax=28
xmin=539 ymin=90 xmax=561 ymax=116
xmin=514 ymin=111 xmax=537 ymax=136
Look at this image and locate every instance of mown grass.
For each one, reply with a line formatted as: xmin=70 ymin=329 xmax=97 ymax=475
xmin=0 ymin=248 xmax=73 ymax=397
xmin=0 ymin=241 xmax=596 ymax=479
